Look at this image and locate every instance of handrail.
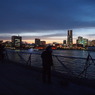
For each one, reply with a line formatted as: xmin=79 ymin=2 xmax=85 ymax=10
xmin=5 ymin=49 xmax=95 ymax=60
xmin=5 ymin=49 xmax=95 ymax=79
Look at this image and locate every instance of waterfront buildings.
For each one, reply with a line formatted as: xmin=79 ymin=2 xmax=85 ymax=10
xmin=76 ymin=36 xmax=88 ymax=47
xmin=2 ymin=29 xmax=94 ymax=50
xmin=63 ymin=40 xmax=66 ymax=47
xmin=11 ymin=36 xmax=22 ymax=48
xmin=4 ymin=41 xmax=12 ymax=47
xmin=35 ymin=38 xmax=40 ymax=46
xmin=40 ymin=41 xmax=46 ymax=46
xmin=91 ymin=40 xmax=95 ymax=46
xmin=67 ymin=30 xmax=73 ymax=47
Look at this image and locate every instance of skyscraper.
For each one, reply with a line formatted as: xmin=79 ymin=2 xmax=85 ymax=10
xmin=67 ymin=30 xmax=73 ymax=47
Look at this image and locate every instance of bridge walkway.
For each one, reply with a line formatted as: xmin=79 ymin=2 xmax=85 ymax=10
xmin=0 ymin=61 xmax=95 ymax=95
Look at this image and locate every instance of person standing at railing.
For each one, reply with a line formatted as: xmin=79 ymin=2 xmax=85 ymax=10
xmin=41 ymin=46 xmax=53 ymax=84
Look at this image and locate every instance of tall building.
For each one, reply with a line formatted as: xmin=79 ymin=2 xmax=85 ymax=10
xmin=67 ymin=30 xmax=73 ymax=47
xmin=35 ymin=38 xmax=40 ymax=46
xmin=11 ymin=36 xmax=22 ymax=48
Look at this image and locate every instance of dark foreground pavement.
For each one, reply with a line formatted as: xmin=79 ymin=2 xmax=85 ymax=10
xmin=0 ymin=61 xmax=95 ymax=95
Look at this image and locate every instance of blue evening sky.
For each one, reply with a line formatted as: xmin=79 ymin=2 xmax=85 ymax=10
xmin=0 ymin=0 xmax=95 ymax=43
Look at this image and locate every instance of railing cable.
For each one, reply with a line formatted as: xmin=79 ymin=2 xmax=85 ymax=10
xmin=54 ymin=55 xmax=75 ymax=76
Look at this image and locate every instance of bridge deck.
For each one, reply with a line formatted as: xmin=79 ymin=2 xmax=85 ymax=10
xmin=0 ymin=61 xmax=95 ymax=95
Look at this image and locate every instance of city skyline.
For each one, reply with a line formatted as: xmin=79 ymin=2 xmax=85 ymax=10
xmin=1 ymin=31 xmax=94 ymax=45
xmin=1 ymin=29 xmax=95 ymax=44
xmin=0 ymin=0 xmax=95 ymax=43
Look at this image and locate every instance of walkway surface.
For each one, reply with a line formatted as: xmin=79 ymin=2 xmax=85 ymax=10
xmin=0 ymin=61 xmax=95 ymax=95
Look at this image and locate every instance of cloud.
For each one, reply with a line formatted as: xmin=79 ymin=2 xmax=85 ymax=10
xmin=0 ymin=0 xmax=95 ymax=33
xmin=0 ymin=30 xmax=67 ymax=41
xmin=0 ymin=0 xmax=95 ymax=43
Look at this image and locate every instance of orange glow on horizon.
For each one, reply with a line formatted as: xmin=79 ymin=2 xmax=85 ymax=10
xmin=22 ymin=40 xmax=34 ymax=43
xmin=23 ymin=40 xmax=63 ymax=44
xmin=3 ymin=39 xmax=76 ymax=44
xmin=23 ymin=40 xmax=76 ymax=44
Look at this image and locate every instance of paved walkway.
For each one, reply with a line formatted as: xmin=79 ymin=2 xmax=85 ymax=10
xmin=0 ymin=61 xmax=95 ymax=95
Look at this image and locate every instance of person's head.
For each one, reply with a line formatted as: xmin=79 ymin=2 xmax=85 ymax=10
xmin=46 ymin=46 xmax=52 ymax=53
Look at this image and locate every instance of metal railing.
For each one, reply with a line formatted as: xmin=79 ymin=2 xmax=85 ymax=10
xmin=4 ymin=49 xmax=95 ymax=80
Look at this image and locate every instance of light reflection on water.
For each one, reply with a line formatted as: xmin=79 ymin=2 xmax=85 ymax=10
xmin=7 ymin=50 xmax=95 ymax=79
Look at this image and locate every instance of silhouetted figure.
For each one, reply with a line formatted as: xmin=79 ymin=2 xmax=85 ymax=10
xmin=0 ymin=44 xmax=5 ymax=63
xmin=41 ymin=46 xmax=53 ymax=83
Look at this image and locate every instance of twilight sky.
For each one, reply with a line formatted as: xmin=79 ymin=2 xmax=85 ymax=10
xmin=0 ymin=0 xmax=95 ymax=43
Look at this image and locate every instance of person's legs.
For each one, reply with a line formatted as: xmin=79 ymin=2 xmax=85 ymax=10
xmin=47 ymin=68 xmax=51 ymax=83
xmin=42 ymin=67 xmax=47 ymax=83
xmin=1 ymin=54 xmax=4 ymax=63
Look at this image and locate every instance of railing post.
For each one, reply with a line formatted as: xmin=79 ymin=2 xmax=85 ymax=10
xmin=27 ymin=53 xmax=32 ymax=66
xmin=29 ymin=53 xmax=31 ymax=66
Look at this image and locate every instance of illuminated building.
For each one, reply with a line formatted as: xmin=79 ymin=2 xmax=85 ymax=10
xmin=76 ymin=36 xmax=83 ymax=45
xmin=67 ymin=30 xmax=73 ymax=47
xmin=52 ymin=42 xmax=61 ymax=48
xmin=63 ymin=40 xmax=66 ymax=46
xmin=35 ymin=38 xmax=40 ymax=46
xmin=91 ymin=40 xmax=95 ymax=46
xmin=11 ymin=36 xmax=22 ymax=48
xmin=88 ymin=41 xmax=92 ymax=46
xmin=76 ymin=36 xmax=88 ymax=47
xmin=40 ymin=41 xmax=46 ymax=46
xmin=53 ymin=42 xmax=58 ymax=46
xmin=4 ymin=41 xmax=11 ymax=47
xmin=63 ymin=40 xmax=66 ymax=44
